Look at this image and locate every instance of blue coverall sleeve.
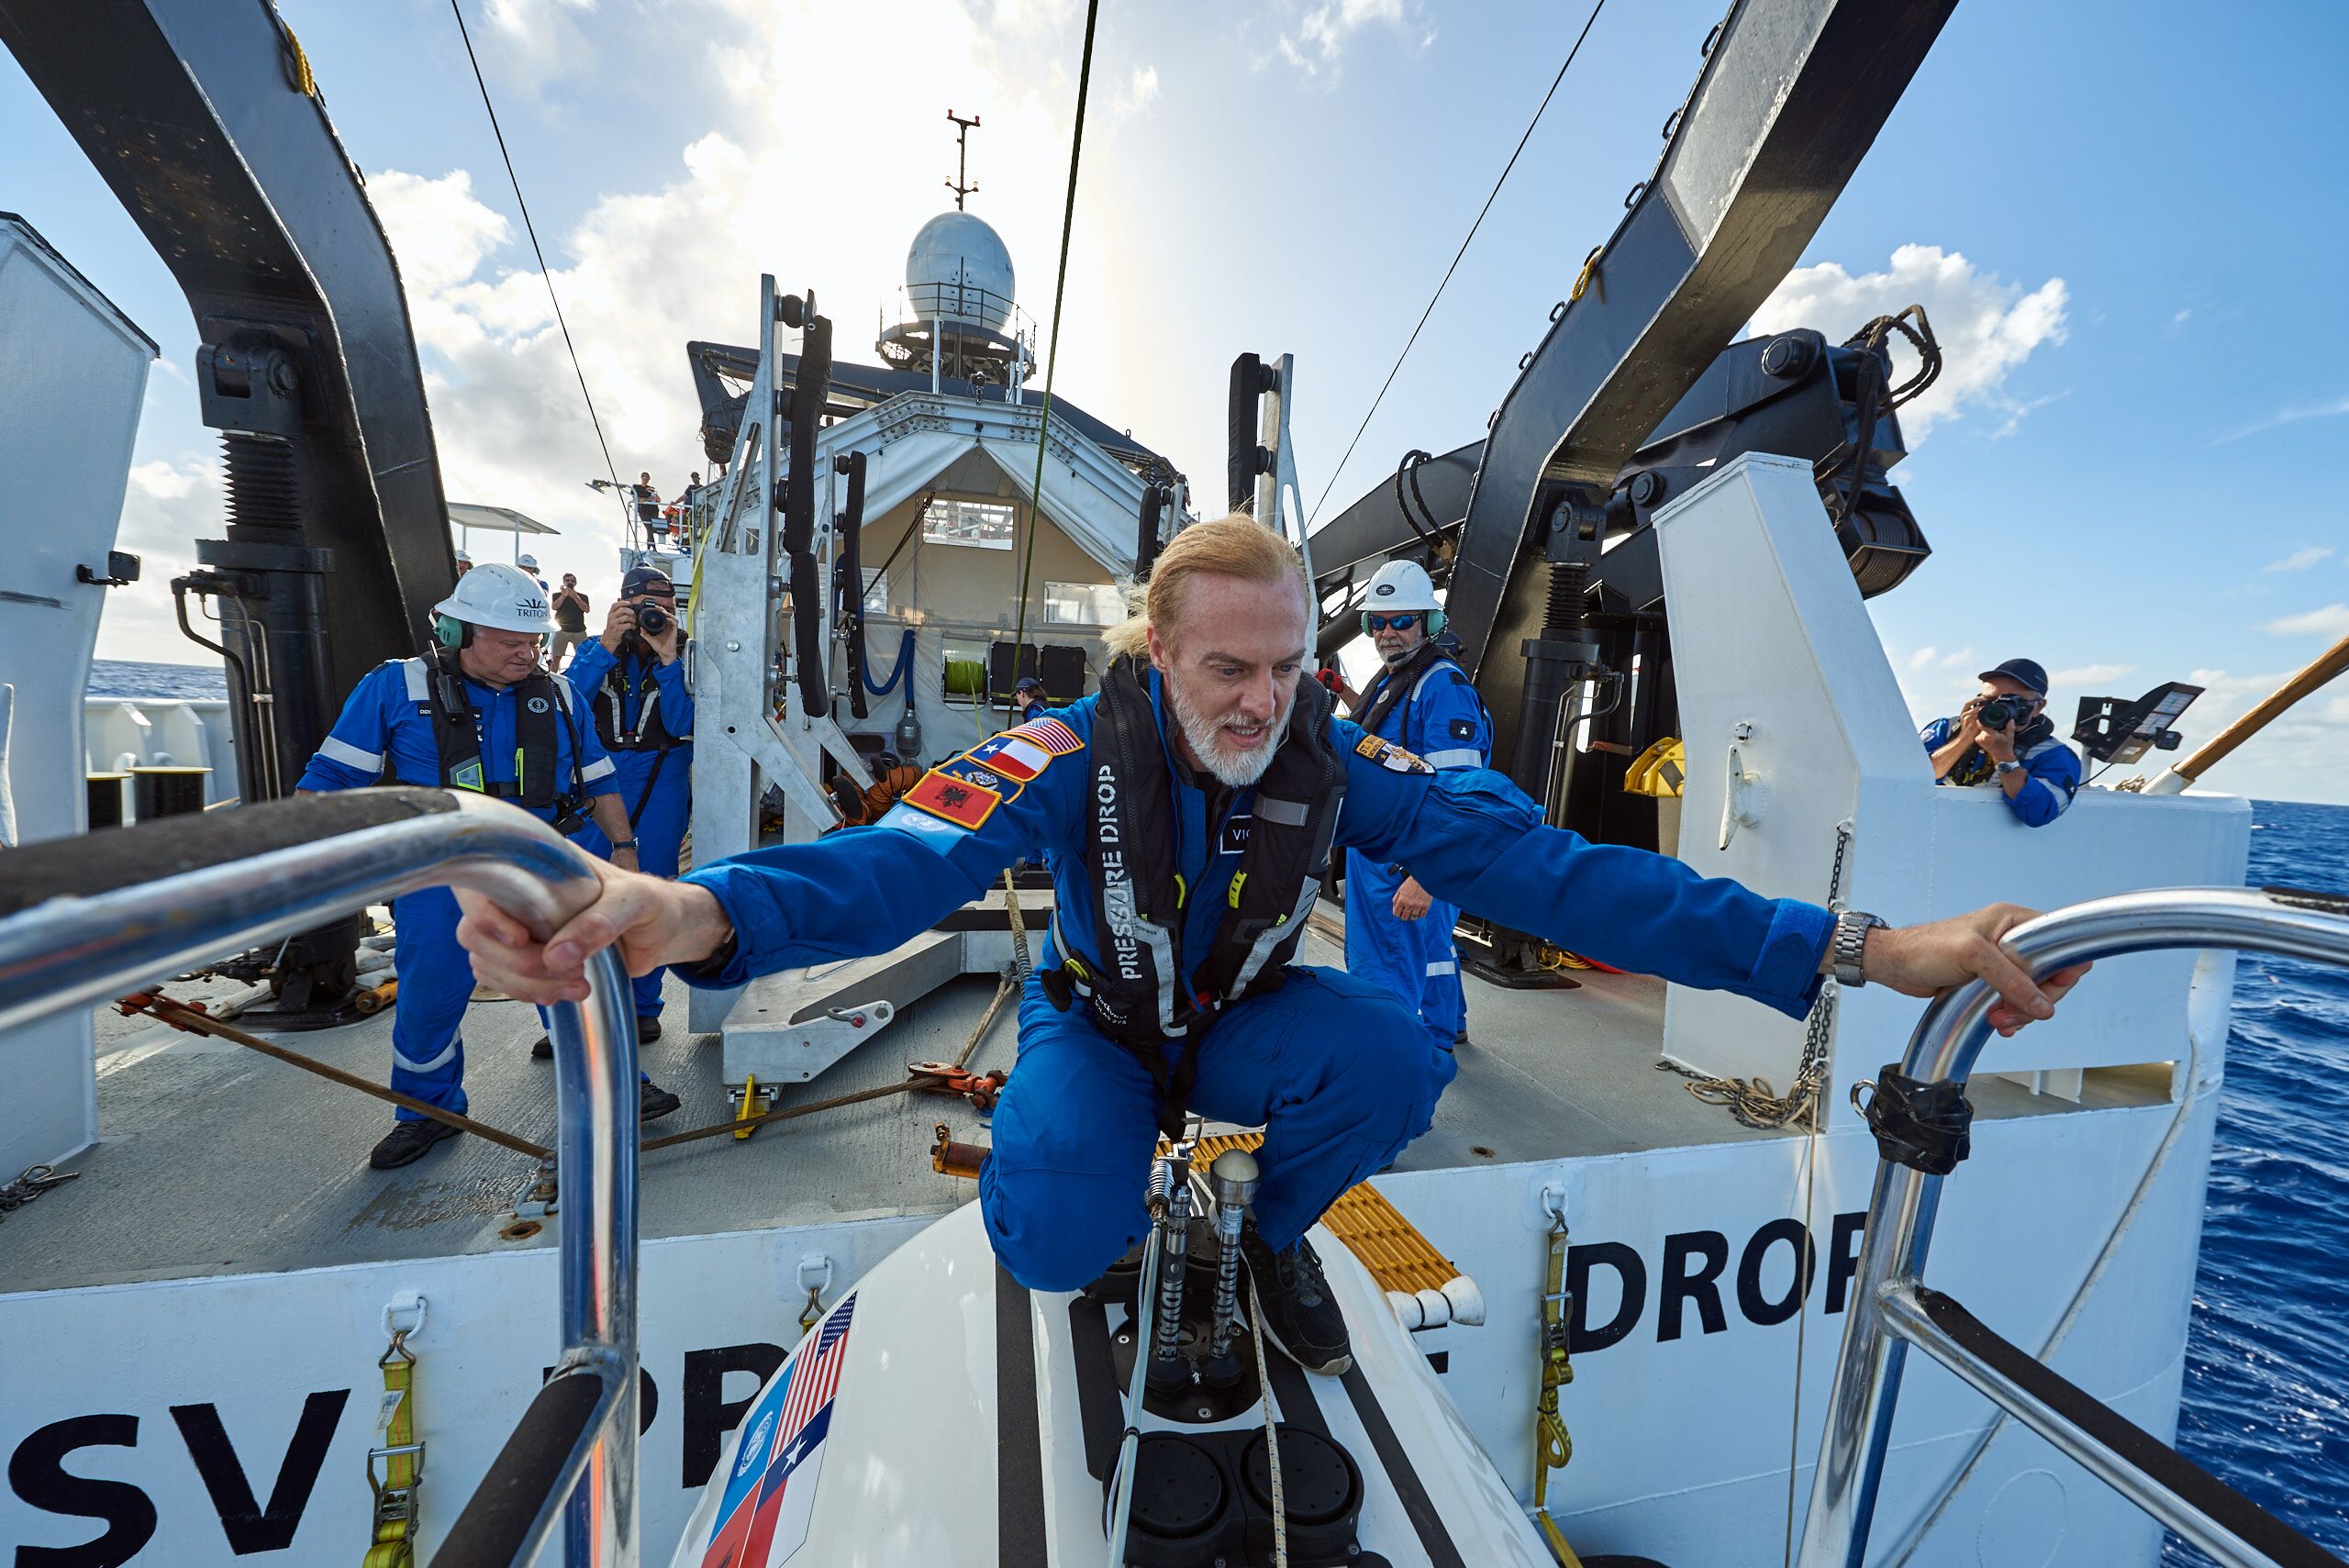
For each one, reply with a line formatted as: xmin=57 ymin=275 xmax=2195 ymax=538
xmin=1408 ymin=671 xmax=1491 ymax=770
xmin=1920 ymin=717 xmax=1954 ymax=752
xmin=563 ymin=637 xmax=615 ymax=697
xmin=1332 ymin=717 xmax=1830 ymax=1017
xmin=296 ymin=664 xmax=398 ymax=792
xmin=2006 ymin=744 xmax=2081 ymax=828
xmin=678 ymin=728 xmax=1082 ymax=987
xmin=653 ymin=650 xmax=694 ymax=733
xmin=572 ymin=716 xmax=620 ymax=798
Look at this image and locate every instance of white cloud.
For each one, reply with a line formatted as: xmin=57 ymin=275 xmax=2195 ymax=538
xmin=2050 ymin=662 xmax=2135 ymax=690
xmin=1274 ymin=0 xmax=1426 ymax=78
xmin=2213 ymin=394 xmax=2349 ymax=447
xmin=1112 ymin=64 xmax=1160 ymax=117
xmin=2263 ymin=546 xmax=2335 ymax=573
xmin=1749 ymin=244 xmax=2068 ymax=441
xmin=1937 ymin=647 xmax=1975 ymax=671
xmin=2264 ymin=605 xmax=2349 ymax=639
xmin=95 ymin=454 xmax=226 ymax=663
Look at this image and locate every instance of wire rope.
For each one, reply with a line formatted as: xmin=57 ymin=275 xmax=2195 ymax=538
xmin=448 ymin=0 xmax=625 ymax=499
xmin=1305 ymin=0 xmax=1609 ymax=530
xmin=1008 ymin=0 xmax=1102 ymax=727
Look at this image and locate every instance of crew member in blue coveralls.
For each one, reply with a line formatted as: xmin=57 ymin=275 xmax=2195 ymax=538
xmin=1341 ymin=559 xmax=1491 ymax=1050
xmin=1011 ymin=674 xmax=1050 ymax=727
xmin=1921 ymin=658 xmax=2082 ymax=828
xmin=297 ymin=562 xmax=685 ymax=1171
xmin=543 ymin=563 xmax=693 ymax=1052
xmin=453 ymin=519 xmax=2087 ymax=1374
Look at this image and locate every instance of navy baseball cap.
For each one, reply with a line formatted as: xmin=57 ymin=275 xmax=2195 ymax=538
xmin=622 ymin=565 xmax=674 ymax=596
xmin=1976 ymin=657 xmax=2049 ymax=695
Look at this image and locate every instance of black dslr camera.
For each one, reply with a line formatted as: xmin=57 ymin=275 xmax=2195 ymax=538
xmin=634 ymin=600 xmax=672 ymax=638
xmin=1977 ymin=695 xmax=2034 ymax=729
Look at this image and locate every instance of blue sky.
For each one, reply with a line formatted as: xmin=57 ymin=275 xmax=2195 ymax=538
xmin=8 ymin=0 xmax=2347 ymax=798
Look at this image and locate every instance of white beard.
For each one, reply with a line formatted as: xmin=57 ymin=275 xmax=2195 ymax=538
xmin=1165 ymin=672 xmax=1290 ymax=790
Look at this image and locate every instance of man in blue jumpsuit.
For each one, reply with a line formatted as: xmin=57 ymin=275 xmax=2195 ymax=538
xmin=1921 ymin=658 xmax=2082 ymax=827
xmin=1341 ymin=559 xmax=1490 ymax=1049
xmin=453 ymin=519 xmax=2084 ymax=1373
xmin=297 ymin=562 xmax=682 ymax=1170
xmin=552 ymin=564 xmax=692 ymax=1047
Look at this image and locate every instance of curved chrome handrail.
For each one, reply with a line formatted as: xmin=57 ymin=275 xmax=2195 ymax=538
xmin=1798 ymin=885 xmax=2349 ymax=1568
xmin=0 ymin=791 xmax=640 ymax=1568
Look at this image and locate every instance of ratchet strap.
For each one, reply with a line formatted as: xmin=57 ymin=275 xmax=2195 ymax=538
xmin=1532 ymin=1207 xmax=1584 ymax=1567
xmin=363 ymin=1328 xmax=424 ymax=1567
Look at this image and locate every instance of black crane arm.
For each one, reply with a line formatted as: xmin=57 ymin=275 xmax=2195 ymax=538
xmin=1309 ymin=0 xmax=1956 ymax=774
xmin=1 ymin=0 xmax=456 ymax=803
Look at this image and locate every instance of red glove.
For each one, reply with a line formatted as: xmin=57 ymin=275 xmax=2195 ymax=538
xmin=1315 ymin=667 xmax=1342 ymax=693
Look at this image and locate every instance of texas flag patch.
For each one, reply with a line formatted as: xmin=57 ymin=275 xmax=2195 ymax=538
xmin=902 ymin=768 xmax=1003 ymax=830
xmin=965 ymin=730 xmax=1054 ymax=784
xmin=1008 ymin=717 xmax=1084 ymax=756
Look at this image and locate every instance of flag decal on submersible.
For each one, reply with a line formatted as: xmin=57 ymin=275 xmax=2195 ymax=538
xmin=701 ymin=1293 xmax=859 ymax=1568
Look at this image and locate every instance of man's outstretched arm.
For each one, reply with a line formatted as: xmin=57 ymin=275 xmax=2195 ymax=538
xmin=1334 ymin=722 xmax=2085 ymax=1036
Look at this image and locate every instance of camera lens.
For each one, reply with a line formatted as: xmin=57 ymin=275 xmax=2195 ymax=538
xmin=1979 ymin=698 xmax=2014 ymax=728
xmin=636 ymin=602 xmax=671 ymax=636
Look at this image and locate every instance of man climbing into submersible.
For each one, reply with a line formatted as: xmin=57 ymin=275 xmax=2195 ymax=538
xmin=453 ymin=517 xmax=2087 ymax=1375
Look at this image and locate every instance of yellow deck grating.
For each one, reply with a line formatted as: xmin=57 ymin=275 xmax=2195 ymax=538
xmin=1171 ymin=1131 xmax=1463 ymax=1296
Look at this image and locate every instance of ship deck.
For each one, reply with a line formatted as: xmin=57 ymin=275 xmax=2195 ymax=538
xmin=2 ymin=916 xmax=2163 ymax=1296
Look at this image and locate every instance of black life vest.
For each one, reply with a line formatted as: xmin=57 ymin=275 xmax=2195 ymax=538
xmin=593 ymin=639 xmax=692 ymax=751
xmin=1041 ymin=653 xmax=1346 ymax=1137
xmin=410 ymin=650 xmax=586 ymax=828
xmin=1349 ymin=637 xmax=1447 ymax=739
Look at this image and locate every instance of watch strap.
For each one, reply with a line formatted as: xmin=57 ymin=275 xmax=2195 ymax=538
xmin=1832 ymin=910 xmax=1885 ymax=986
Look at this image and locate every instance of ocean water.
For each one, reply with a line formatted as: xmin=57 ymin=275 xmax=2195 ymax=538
xmin=2165 ymin=797 xmax=2349 ymax=1562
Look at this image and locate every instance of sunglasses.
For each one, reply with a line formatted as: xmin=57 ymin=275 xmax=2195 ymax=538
xmin=1364 ymin=613 xmax=1421 ymax=632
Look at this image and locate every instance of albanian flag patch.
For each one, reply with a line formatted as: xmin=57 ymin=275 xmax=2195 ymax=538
xmin=903 ymin=769 xmax=1003 ymax=830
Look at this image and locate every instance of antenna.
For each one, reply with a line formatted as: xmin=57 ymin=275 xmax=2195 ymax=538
xmin=945 ymin=109 xmax=981 ymax=209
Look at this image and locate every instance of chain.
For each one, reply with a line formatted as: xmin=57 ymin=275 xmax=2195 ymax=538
xmin=0 ymin=1163 xmax=80 ymax=1220
xmin=1657 ymin=820 xmax=1854 ymax=1129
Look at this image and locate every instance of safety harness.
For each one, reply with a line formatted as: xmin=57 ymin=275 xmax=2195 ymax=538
xmin=1039 ymin=654 xmax=1346 ymax=1138
xmin=1944 ymin=713 xmax=2057 ymax=787
xmin=591 ymin=639 xmax=692 ymax=752
xmin=406 ymin=651 xmax=588 ymax=832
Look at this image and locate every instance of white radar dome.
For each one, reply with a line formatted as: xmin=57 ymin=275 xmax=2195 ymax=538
xmin=906 ymin=211 xmax=1015 ymax=332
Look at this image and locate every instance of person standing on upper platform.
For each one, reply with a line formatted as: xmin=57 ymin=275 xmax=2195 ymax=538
xmin=1342 ymin=560 xmax=1492 ymax=1050
xmin=295 ymin=563 xmax=683 ymax=1169
xmin=551 ymin=564 xmax=693 ymax=1050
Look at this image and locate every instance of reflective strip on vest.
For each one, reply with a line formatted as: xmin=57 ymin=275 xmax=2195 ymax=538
xmin=1421 ymin=748 xmax=1481 ymax=769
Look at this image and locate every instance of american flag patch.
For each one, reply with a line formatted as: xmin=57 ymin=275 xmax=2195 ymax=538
xmin=701 ymin=1294 xmax=859 ymax=1568
xmin=1009 ymin=717 xmax=1084 ymax=755
xmin=903 ymin=769 xmax=1002 ymax=829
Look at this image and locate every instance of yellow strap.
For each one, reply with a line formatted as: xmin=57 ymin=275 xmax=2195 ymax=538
xmin=363 ymin=1334 xmax=419 ymax=1568
xmin=1531 ymin=1216 xmax=1583 ymax=1567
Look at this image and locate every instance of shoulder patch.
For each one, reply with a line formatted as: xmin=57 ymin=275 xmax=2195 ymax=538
xmin=1008 ymin=717 xmax=1084 ymax=756
xmin=966 ymin=729 xmax=1055 ymax=783
xmin=1448 ymin=717 xmax=1477 ymax=741
xmin=903 ymin=768 xmax=1003 ymax=829
xmin=1354 ymin=733 xmax=1434 ymax=774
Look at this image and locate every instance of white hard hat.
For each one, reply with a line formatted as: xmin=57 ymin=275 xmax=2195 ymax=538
xmin=434 ymin=561 xmax=551 ymax=636
xmin=1364 ymin=559 xmax=1439 ymax=613
xmin=453 ymin=548 xmax=472 ymax=565
xmin=517 ymin=552 xmax=540 ymax=572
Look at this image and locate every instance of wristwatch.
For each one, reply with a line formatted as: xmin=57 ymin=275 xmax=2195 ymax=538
xmin=1994 ymin=760 xmax=2022 ymax=776
xmin=612 ymin=839 xmax=640 ymax=852
xmin=1831 ymin=909 xmax=1887 ymax=986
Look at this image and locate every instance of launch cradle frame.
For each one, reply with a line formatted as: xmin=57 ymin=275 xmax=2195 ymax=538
xmin=0 ymin=790 xmax=646 ymax=1568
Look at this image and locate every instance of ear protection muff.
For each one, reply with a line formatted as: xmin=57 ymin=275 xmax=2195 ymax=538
xmin=434 ymin=614 xmax=472 ymax=651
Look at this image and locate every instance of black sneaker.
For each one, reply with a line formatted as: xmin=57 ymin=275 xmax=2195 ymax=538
xmin=534 ymin=1015 xmax=662 ymax=1060
xmin=1239 ymin=1222 xmax=1353 ymax=1375
xmin=639 ymin=1079 xmax=682 ymax=1121
xmin=370 ymin=1118 xmax=461 ymax=1170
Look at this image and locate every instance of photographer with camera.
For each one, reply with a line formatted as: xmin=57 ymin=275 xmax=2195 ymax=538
xmin=551 ymin=564 xmax=696 ymax=1051
xmin=1922 ymin=657 xmax=2081 ymax=828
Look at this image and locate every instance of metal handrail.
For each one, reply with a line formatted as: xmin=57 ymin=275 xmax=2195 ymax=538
xmin=1797 ymin=885 xmax=2349 ymax=1568
xmin=0 ymin=789 xmax=641 ymax=1568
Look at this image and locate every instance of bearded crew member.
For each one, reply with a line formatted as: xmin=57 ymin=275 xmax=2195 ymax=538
xmin=1341 ymin=560 xmax=1491 ymax=1050
xmin=551 ymin=564 xmax=693 ymax=1048
xmin=295 ymin=562 xmax=685 ymax=1171
xmin=452 ymin=518 xmax=2086 ymax=1373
